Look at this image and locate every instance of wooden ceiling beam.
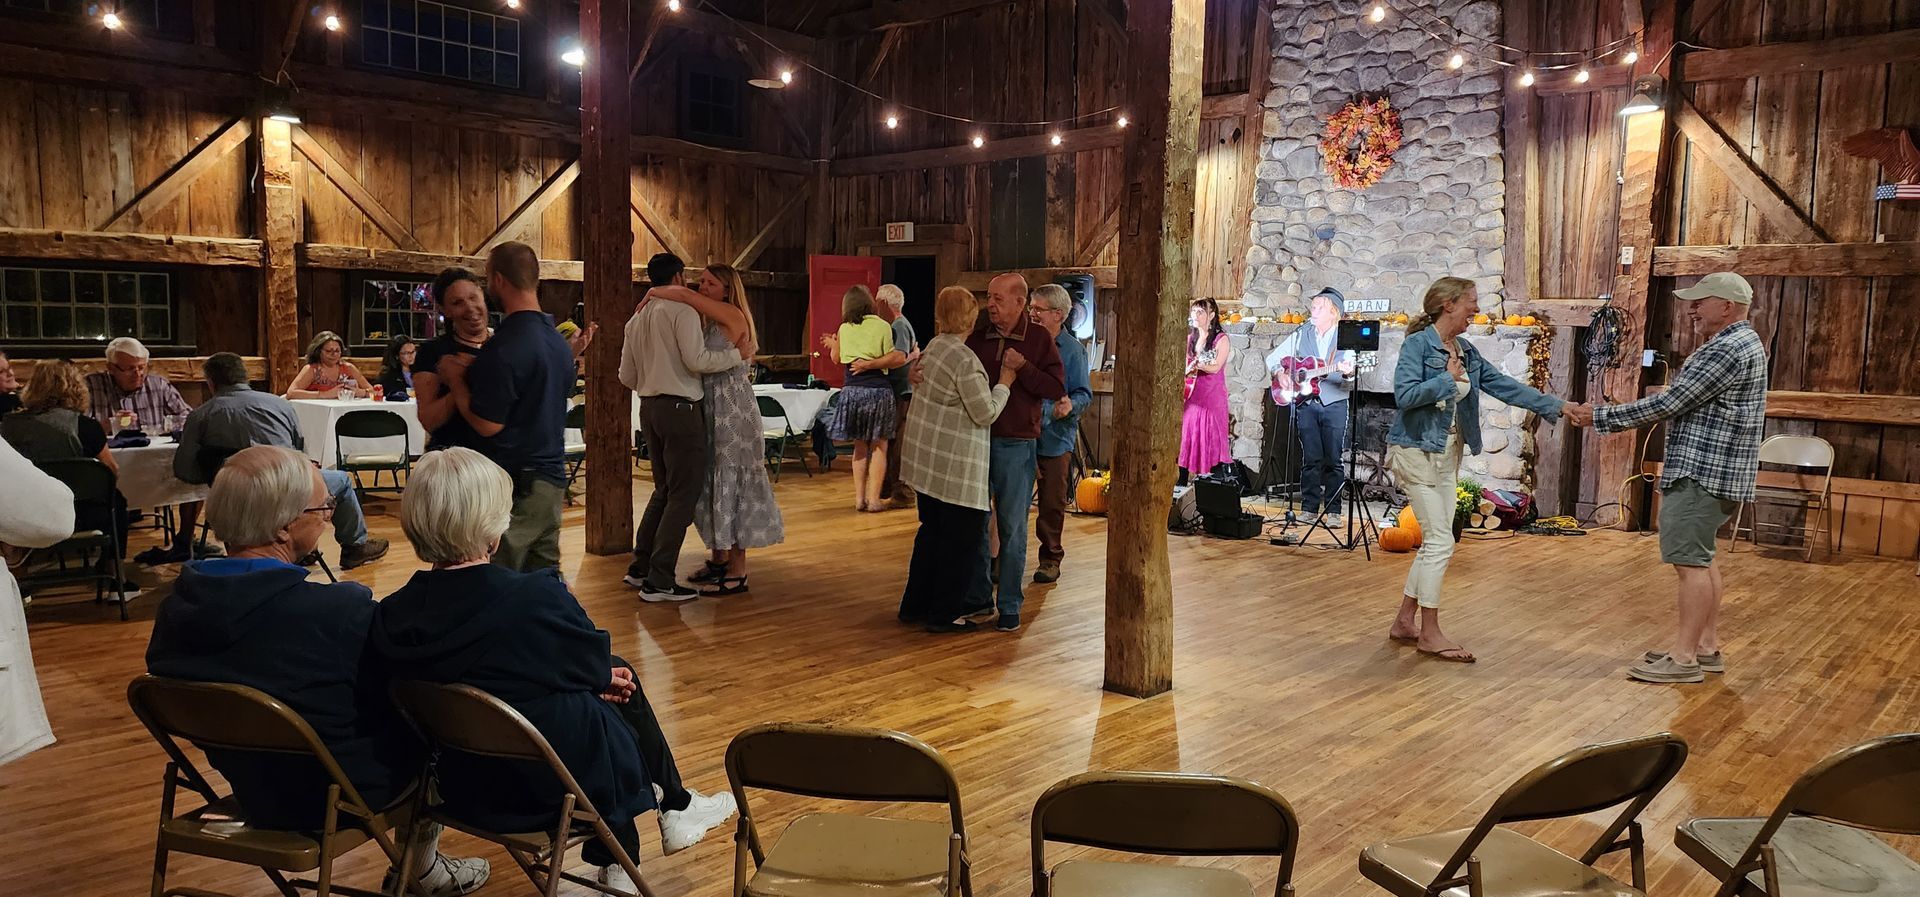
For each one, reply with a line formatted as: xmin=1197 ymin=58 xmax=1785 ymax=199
xmin=0 ymin=227 xmax=262 ymax=266
xmin=298 ymin=243 xmax=806 ymax=290
xmin=262 ymin=0 xmax=305 ymax=82
xmin=1652 ymin=242 xmax=1920 ymax=277
xmin=1683 ymin=27 xmax=1920 ymax=82
xmin=830 ymin=123 xmax=1125 ymax=176
xmin=824 ymin=0 xmax=1014 ymax=36
xmin=674 ymin=7 xmax=816 ymax=56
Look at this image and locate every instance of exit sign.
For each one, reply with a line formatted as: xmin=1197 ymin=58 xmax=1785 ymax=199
xmin=885 ymin=221 xmax=915 ymax=243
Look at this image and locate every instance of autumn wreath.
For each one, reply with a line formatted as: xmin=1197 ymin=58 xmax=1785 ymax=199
xmin=1320 ymin=97 xmax=1403 ymax=190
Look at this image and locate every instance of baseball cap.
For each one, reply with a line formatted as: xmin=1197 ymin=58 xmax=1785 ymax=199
xmin=1673 ymin=272 xmax=1753 ymax=305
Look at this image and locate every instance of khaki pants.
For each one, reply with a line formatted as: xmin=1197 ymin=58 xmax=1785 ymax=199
xmin=1386 ymin=436 xmax=1461 ymax=609
xmin=493 ymin=477 xmax=564 ymax=572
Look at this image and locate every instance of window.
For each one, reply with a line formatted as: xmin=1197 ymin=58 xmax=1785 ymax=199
xmin=681 ymin=68 xmax=746 ymax=146
xmin=0 ymin=266 xmax=173 ymax=345
xmin=350 ymin=274 xmax=500 ymax=348
xmin=361 ymin=0 xmax=521 ymax=90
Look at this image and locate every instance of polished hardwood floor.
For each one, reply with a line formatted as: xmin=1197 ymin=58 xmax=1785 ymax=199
xmin=5 ymin=465 xmax=1918 ymax=896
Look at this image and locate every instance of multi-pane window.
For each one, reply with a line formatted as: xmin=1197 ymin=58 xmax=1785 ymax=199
xmin=357 ymin=278 xmax=440 ymax=346
xmin=0 ymin=267 xmax=172 ymax=344
xmin=361 ymin=0 xmax=522 ymax=89
xmin=682 ymin=69 xmax=745 ymax=144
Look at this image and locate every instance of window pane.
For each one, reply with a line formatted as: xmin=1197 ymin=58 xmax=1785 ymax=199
xmin=391 ymin=0 xmax=414 ymax=32
xmin=444 ymin=8 xmax=467 ymax=43
xmin=471 ymin=48 xmax=492 ymax=83
xmin=496 ymin=19 xmax=518 ymax=53
xmin=76 ymin=306 xmax=105 ymax=339
xmin=109 ymin=272 xmax=138 ymax=304
xmin=3 ymin=270 xmax=30 ymax=303
xmin=445 ymin=44 xmax=468 ymax=78
xmin=140 ymin=308 xmax=170 ymax=340
xmin=41 ymin=270 xmax=70 ymax=302
xmin=469 ymin=15 xmax=492 ymax=48
xmin=42 ymin=305 xmax=72 ymax=339
xmin=495 ymin=54 xmax=518 ymax=88
xmin=364 ymin=28 xmax=390 ymax=65
xmin=392 ymin=34 xmax=417 ymax=69
xmin=418 ymin=38 xmax=442 ymax=75
xmin=140 ymin=274 xmax=169 ymax=305
xmin=74 ymin=271 xmax=104 ymax=304
xmin=363 ymin=0 xmax=388 ymax=29
xmin=6 ymin=305 xmax=36 ymax=339
xmin=416 ymin=2 xmax=440 ymax=38
xmin=109 ymin=307 xmax=137 ymax=338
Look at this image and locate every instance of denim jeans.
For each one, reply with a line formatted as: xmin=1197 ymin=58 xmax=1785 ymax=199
xmin=972 ymin=437 xmax=1038 ymax=618
xmin=1297 ymin=399 xmax=1347 ymax=516
xmin=318 ymin=468 xmax=368 ymax=548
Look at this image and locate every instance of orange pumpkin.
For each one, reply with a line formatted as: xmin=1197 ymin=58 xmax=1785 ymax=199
xmin=1472 ymin=313 xmax=1490 ymax=325
xmin=1380 ymin=526 xmax=1420 ymax=553
xmin=1520 ymin=315 xmax=1538 ymax=326
xmin=1075 ymin=476 xmax=1110 ymax=515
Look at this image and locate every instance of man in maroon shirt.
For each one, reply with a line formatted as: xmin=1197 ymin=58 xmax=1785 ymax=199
xmin=962 ymin=274 xmax=1066 ymax=631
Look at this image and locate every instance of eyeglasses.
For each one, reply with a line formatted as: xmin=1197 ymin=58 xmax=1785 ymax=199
xmin=302 ymin=498 xmax=338 ymax=518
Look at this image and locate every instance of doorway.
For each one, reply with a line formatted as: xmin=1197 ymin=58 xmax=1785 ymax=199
xmin=882 ymin=255 xmax=938 ymax=348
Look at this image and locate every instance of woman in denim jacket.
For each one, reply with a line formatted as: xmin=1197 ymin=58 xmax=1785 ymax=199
xmin=1386 ymin=277 xmax=1572 ymax=662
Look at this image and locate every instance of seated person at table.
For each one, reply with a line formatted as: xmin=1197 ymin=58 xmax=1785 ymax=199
xmin=413 ymin=267 xmax=491 ymax=451
xmin=145 ymin=446 xmax=488 ymax=896
xmin=0 ymin=349 xmax=20 ymax=417
xmin=377 ymin=335 xmax=416 ymax=401
xmin=174 ymin=353 xmax=389 ymax=570
xmin=370 ymin=448 xmax=737 ymax=893
xmin=285 ymin=331 xmax=372 ymax=400
xmin=86 ymin=337 xmax=204 ymax=565
xmin=1 ymin=360 xmax=135 ymax=581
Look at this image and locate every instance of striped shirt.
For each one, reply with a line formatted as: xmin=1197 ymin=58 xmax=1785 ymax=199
xmin=85 ymin=372 xmax=192 ymax=433
xmin=899 ymin=335 xmax=1010 ymax=511
xmin=1595 ymin=321 xmax=1768 ymax=502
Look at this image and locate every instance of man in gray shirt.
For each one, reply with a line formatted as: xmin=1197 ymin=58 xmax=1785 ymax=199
xmin=875 ymin=284 xmax=919 ymax=509
xmin=174 ymin=353 xmax=389 ymax=569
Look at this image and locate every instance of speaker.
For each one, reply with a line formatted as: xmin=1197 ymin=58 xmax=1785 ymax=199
xmin=1055 ymin=274 xmax=1097 ymax=340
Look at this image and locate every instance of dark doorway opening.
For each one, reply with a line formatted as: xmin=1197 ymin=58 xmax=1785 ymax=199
xmin=882 ymin=255 xmax=938 ymax=348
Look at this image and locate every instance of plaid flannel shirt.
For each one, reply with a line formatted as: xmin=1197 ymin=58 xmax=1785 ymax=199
xmin=899 ymin=335 xmax=1010 ymax=511
xmin=85 ymin=371 xmax=192 ymax=433
xmin=1595 ymin=321 xmax=1768 ymax=502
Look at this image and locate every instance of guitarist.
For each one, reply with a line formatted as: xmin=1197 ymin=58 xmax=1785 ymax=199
xmin=1264 ymin=287 xmax=1357 ymax=525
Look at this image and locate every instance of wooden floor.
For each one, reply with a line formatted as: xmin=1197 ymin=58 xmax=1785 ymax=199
xmin=5 ymin=465 xmax=1919 ymax=897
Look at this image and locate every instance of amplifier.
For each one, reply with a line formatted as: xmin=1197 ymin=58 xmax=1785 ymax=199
xmin=1203 ymin=511 xmax=1264 ymax=540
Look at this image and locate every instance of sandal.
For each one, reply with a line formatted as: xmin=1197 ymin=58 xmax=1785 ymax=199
xmin=702 ymin=575 xmax=749 ymax=596
xmin=688 ymin=561 xmax=727 ymax=584
xmin=1417 ymin=646 xmax=1477 ymax=663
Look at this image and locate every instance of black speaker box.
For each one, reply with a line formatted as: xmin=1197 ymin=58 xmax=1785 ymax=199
xmin=1202 ymin=512 xmax=1264 ymax=540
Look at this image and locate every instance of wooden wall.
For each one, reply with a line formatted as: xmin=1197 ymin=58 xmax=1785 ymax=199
xmin=1512 ymin=0 xmax=1920 ymax=559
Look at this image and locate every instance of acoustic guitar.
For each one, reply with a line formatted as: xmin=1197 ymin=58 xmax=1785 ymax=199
xmin=1270 ymin=355 xmax=1339 ymax=406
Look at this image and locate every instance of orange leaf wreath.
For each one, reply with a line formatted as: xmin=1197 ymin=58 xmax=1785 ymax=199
xmin=1321 ymin=97 xmax=1403 ymax=190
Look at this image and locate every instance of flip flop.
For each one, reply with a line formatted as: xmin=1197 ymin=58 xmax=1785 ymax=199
xmin=1417 ymin=646 xmax=1477 ymax=663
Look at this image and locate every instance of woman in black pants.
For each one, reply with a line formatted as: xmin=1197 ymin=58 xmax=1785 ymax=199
xmin=370 ymin=448 xmax=737 ymax=892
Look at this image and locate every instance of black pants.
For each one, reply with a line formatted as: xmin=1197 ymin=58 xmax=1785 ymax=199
xmin=581 ymin=656 xmax=691 ymax=867
xmin=1298 ymin=399 xmax=1348 ymax=515
xmin=898 ymin=493 xmax=988 ymax=624
xmin=632 ymin=396 xmax=708 ymax=589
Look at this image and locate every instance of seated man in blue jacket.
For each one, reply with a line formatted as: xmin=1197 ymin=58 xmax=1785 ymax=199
xmin=145 ymin=446 xmax=486 ymax=896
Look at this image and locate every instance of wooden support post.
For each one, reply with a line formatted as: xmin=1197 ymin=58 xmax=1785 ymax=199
xmin=1596 ymin=0 xmax=1679 ymax=529
xmin=1105 ymin=0 xmax=1204 ymax=698
xmin=581 ymin=0 xmax=635 ymax=556
xmin=1042 ymin=0 xmax=1077 ymax=266
xmin=256 ymin=117 xmax=300 ymax=393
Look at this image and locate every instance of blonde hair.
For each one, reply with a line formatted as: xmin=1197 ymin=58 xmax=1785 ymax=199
xmin=20 ymin=359 xmax=88 ymax=414
xmin=1407 ymin=277 xmax=1477 ymax=334
xmin=933 ymin=286 xmax=980 ymax=336
xmin=401 ymin=447 xmax=514 ymax=565
xmin=703 ymin=263 xmax=757 ymax=346
xmin=207 ymin=446 xmax=315 ymax=549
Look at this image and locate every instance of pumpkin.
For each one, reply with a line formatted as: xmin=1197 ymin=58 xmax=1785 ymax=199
xmin=1472 ymin=313 xmax=1490 ymax=325
xmin=1380 ymin=526 xmax=1421 ymax=552
xmin=1520 ymin=314 xmax=1538 ymax=326
xmin=1504 ymin=314 xmax=1523 ymax=326
xmin=1076 ymin=475 xmax=1110 ymax=515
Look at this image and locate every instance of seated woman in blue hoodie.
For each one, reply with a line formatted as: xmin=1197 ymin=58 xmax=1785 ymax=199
xmin=145 ymin=446 xmax=488 ymax=896
xmin=369 ymin=448 xmax=736 ymax=893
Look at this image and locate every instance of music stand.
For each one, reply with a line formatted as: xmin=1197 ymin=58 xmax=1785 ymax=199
xmin=1331 ymin=319 xmax=1382 ymax=559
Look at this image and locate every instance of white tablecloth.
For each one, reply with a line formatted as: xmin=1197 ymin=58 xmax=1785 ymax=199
xmin=754 ymin=384 xmax=836 ymax=432
xmin=290 ymin=399 xmax=427 ymax=468
xmin=109 ymin=437 xmax=208 ymax=510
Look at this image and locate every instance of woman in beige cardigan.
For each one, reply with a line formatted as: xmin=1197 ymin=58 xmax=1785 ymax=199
xmin=897 ymin=286 xmax=1024 ymax=633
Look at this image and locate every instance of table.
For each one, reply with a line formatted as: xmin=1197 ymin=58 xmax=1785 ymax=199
xmin=754 ymin=384 xmax=836 ymax=432
xmin=290 ymin=399 xmax=427 ymax=468
xmin=108 ymin=437 xmax=208 ymax=510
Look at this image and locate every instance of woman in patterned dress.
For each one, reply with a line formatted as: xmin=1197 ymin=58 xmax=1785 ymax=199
xmin=644 ymin=264 xmax=784 ymax=595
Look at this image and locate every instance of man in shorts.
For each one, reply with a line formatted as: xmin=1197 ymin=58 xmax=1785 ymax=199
xmin=1586 ymin=272 xmax=1769 ymax=683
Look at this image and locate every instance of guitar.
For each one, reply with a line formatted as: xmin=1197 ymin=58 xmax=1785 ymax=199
xmin=1270 ymin=355 xmax=1340 ymax=406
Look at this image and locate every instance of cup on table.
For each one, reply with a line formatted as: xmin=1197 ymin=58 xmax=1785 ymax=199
xmin=114 ymin=409 xmax=139 ymax=433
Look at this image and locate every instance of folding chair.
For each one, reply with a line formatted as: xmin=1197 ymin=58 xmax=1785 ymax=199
xmin=1033 ymin=770 xmax=1299 ymax=897
xmin=335 ymin=410 xmax=412 ymax=500
xmin=756 ymin=395 xmax=812 ymax=482
xmin=20 ymin=458 xmax=134 ymax=619
xmin=564 ymin=404 xmax=587 ymax=504
xmin=1729 ymin=435 xmax=1834 ymax=562
xmin=726 ymin=722 xmax=972 ymax=897
xmin=1359 ymin=732 xmax=1688 ymax=897
xmin=1677 ymin=732 xmax=1920 ymax=897
xmin=387 ymin=681 xmax=656 ymax=897
xmin=126 ymin=675 xmax=425 ymax=897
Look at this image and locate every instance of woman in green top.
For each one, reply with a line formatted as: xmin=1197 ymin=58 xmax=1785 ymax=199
xmin=822 ymin=285 xmax=906 ymax=511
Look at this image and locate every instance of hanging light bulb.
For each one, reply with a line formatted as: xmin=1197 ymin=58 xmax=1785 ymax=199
xmin=561 ymin=46 xmax=585 ymax=67
xmin=780 ymin=69 xmax=793 ymax=84
xmin=1369 ymin=4 xmax=1386 ymax=23
xmin=666 ymin=0 xmax=680 ymax=10
xmin=324 ymin=13 xmax=341 ymax=31
xmin=1622 ymin=49 xmax=1639 ymax=65
xmin=1447 ymin=52 xmax=1464 ymax=70
xmin=885 ymin=114 xmax=899 ymax=129
xmin=505 ymin=0 xmax=520 ymax=8
xmin=971 ymin=135 xmax=985 ymax=148
xmin=1116 ymin=114 xmax=1129 ymax=128
xmin=102 ymin=11 xmax=122 ymax=29
xmin=1574 ymin=68 xmax=1590 ymax=83
xmin=1050 ymin=133 xmax=1063 ymax=147
xmin=1519 ymin=70 xmax=1535 ymax=87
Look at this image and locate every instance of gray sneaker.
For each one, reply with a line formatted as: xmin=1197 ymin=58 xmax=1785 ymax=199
xmin=1627 ymin=654 xmax=1704 ymax=684
xmin=382 ymin=854 xmax=490 ymax=897
xmin=1643 ymin=650 xmax=1724 ymax=673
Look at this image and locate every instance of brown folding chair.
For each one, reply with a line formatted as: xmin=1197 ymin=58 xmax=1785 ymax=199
xmin=1359 ymin=732 xmax=1689 ymax=897
xmin=1032 ymin=770 xmax=1299 ymax=897
xmin=386 ymin=680 xmax=656 ymax=897
xmin=126 ymin=675 xmax=424 ymax=897
xmin=725 ymin=722 xmax=972 ymax=897
xmin=1676 ymin=732 xmax=1920 ymax=897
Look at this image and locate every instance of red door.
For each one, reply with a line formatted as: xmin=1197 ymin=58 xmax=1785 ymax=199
xmin=807 ymin=255 xmax=882 ymax=386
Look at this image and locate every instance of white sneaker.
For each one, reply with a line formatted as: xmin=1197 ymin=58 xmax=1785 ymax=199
xmin=382 ymin=854 xmax=490 ymax=897
xmin=595 ymin=863 xmax=638 ymax=896
xmin=659 ymin=788 xmax=737 ymax=855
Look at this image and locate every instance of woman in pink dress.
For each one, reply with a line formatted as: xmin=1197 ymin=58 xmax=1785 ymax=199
xmin=1178 ymin=298 xmax=1233 ymax=479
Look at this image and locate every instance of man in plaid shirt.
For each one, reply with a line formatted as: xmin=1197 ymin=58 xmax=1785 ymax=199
xmin=1587 ymin=272 xmax=1768 ymax=684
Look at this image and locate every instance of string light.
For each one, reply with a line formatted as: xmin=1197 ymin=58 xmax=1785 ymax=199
xmin=561 ymin=46 xmax=585 ymax=67
xmin=971 ymin=135 xmax=985 ymax=148
xmin=324 ymin=14 xmax=341 ymax=31
xmin=1050 ymin=133 xmax=1063 ymax=147
xmin=102 ymin=11 xmax=122 ymax=29
xmin=1369 ymin=4 xmax=1386 ymax=23
xmin=884 ymin=114 xmax=899 ymax=129
xmin=1447 ymin=52 xmax=1464 ymax=70
xmin=1574 ymin=67 xmax=1590 ymax=83
xmin=779 ymin=69 xmax=793 ymax=84
xmin=666 ymin=0 xmax=680 ymax=10
xmin=1116 ymin=114 xmax=1129 ymax=128
xmin=1519 ymin=70 xmax=1535 ymax=87
xmin=505 ymin=0 xmax=520 ymax=8
xmin=1622 ymin=49 xmax=1639 ymax=65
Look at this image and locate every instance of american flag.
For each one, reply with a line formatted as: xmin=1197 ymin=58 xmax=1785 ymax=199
xmin=1875 ymin=183 xmax=1920 ymax=201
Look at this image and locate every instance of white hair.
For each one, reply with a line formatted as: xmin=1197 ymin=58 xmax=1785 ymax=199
xmin=105 ymin=337 xmax=150 ymax=361
xmin=876 ymin=284 xmax=906 ymax=311
xmin=1032 ymin=283 xmax=1072 ymax=312
xmin=207 ymin=446 xmax=315 ymax=549
xmin=401 ymin=447 xmax=513 ymax=566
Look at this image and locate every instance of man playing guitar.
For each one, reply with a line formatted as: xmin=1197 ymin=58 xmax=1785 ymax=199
xmin=1264 ymin=287 xmax=1357 ymax=525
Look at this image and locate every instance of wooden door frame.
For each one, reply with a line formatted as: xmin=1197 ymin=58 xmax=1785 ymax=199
xmin=850 ymin=224 xmax=971 ymax=289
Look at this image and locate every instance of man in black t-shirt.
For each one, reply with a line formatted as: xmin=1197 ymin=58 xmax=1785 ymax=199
xmin=439 ymin=243 xmax=575 ymax=572
xmin=413 ymin=268 xmax=491 ymax=451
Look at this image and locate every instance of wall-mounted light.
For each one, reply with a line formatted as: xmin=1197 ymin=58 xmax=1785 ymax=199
xmin=561 ymin=46 xmax=585 ymax=67
xmin=102 ymin=11 xmax=122 ymax=29
xmin=885 ymin=115 xmax=899 ymax=129
xmin=1519 ymin=70 xmax=1535 ymax=87
xmin=324 ymin=14 xmax=341 ymax=31
xmin=1573 ymin=68 xmax=1590 ymax=84
xmin=1619 ymin=75 xmax=1665 ymax=116
xmin=1369 ymin=4 xmax=1386 ymax=23
xmin=971 ymin=135 xmax=985 ymax=148
xmin=1622 ymin=49 xmax=1639 ymax=65
xmin=1116 ymin=114 xmax=1129 ymax=128
xmin=1050 ymin=133 xmax=1063 ymax=147
xmin=1447 ymin=52 xmax=1464 ymax=70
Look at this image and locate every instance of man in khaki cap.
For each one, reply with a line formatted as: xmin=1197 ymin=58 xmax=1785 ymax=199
xmin=1578 ymin=272 xmax=1769 ymax=684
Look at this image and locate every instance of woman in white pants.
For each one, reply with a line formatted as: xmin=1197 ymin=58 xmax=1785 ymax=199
xmin=1385 ymin=277 xmax=1574 ymax=662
